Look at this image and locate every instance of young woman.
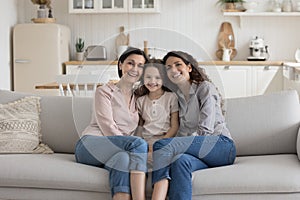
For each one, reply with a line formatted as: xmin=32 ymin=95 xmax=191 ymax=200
xmin=151 ymin=51 xmax=236 ymax=200
xmin=75 ymin=47 xmax=149 ymax=200
xmin=135 ymin=59 xmax=179 ymax=167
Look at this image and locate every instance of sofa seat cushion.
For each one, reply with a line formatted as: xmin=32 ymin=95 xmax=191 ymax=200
xmin=192 ymin=154 xmax=300 ymax=195
xmin=0 ymin=153 xmax=110 ymax=193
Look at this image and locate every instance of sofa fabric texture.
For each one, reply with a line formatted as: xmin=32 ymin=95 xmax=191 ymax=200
xmin=0 ymin=89 xmax=299 ymax=200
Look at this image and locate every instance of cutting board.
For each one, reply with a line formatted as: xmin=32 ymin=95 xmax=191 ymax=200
xmin=115 ymin=26 xmax=129 ymax=47
xmin=216 ymin=22 xmax=237 ymax=60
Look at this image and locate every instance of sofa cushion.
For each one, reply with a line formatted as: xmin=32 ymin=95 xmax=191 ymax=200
xmin=0 ymin=154 xmax=110 ymax=193
xmin=225 ymin=90 xmax=300 ymax=156
xmin=0 ymin=96 xmax=41 ymax=153
xmin=0 ymin=90 xmax=93 ymax=153
xmin=192 ymin=154 xmax=300 ymax=195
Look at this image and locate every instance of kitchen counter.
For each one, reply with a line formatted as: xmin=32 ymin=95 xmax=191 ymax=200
xmin=64 ymin=60 xmax=283 ymax=66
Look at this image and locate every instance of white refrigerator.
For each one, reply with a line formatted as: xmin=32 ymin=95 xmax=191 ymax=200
xmin=13 ymin=23 xmax=70 ymax=95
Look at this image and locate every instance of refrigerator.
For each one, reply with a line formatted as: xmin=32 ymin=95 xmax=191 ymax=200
xmin=13 ymin=23 xmax=70 ymax=95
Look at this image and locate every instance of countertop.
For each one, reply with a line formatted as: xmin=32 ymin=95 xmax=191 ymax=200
xmin=64 ymin=60 xmax=284 ymax=66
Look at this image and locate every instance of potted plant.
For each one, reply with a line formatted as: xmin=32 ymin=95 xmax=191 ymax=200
xmin=75 ymin=38 xmax=85 ymax=61
xmin=216 ymin=0 xmax=245 ymax=10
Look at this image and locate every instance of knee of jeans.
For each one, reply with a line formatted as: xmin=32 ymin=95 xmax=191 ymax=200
xmin=171 ymin=154 xmax=192 ymax=170
xmin=153 ymin=138 xmax=170 ymax=151
xmin=134 ymin=137 xmax=148 ymax=153
xmin=106 ymin=152 xmax=130 ymax=172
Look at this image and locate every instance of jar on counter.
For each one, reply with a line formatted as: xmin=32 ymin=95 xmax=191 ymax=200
xmin=282 ymin=0 xmax=292 ymax=12
xmin=296 ymin=1 xmax=300 ymax=12
xmin=269 ymin=0 xmax=282 ymax=12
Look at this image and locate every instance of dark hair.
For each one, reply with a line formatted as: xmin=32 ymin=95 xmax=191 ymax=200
xmin=117 ymin=47 xmax=148 ymax=78
xmin=162 ymin=51 xmax=210 ymax=84
xmin=135 ymin=58 xmax=172 ymax=97
xmin=163 ymin=51 xmax=226 ymax=115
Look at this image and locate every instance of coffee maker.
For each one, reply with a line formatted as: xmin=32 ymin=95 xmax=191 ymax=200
xmin=247 ymin=36 xmax=269 ymax=61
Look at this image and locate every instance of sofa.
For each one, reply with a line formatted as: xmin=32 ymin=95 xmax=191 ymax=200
xmin=0 ymin=89 xmax=300 ymax=200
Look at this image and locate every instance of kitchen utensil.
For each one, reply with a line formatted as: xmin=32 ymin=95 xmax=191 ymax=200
xmin=85 ymin=45 xmax=107 ymax=60
xmin=222 ymin=48 xmax=232 ymax=61
xmin=247 ymin=36 xmax=268 ymax=61
xmin=216 ymin=22 xmax=237 ymax=60
xmin=116 ymin=26 xmax=129 ymax=47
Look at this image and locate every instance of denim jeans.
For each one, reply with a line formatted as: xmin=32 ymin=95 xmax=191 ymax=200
xmin=152 ymin=135 xmax=236 ymax=200
xmin=75 ymin=135 xmax=148 ymax=197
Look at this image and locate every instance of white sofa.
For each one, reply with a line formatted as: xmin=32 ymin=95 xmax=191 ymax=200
xmin=0 ymin=89 xmax=300 ymax=200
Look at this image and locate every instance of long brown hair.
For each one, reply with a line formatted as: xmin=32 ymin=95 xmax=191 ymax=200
xmin=163 ymin=51 xmax=225 ymax=115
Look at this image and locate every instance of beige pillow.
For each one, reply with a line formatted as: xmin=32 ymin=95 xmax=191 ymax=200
xmin=0 ymin=96 xmax=53 ymax=154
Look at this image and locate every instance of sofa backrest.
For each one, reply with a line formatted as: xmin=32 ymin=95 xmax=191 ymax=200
xmin=225 ymin=90 xmax=300 ymax=156
xmin=1 ymin=89 xmax=299 ymax=155
xmin=0 ymin=90 xmax=92 ymax=153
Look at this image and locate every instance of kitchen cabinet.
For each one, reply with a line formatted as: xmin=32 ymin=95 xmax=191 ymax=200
xmin=201 ymin=64 xmax=283 ymax=99
xmin=64 ymin=61 xmax=120 ymax=83
xmin=128 ymin=0 xmax=159 ymax=13
xmin=252 ymin=66 xmax=283 ymax=96
xmin=69 ymin=0 xmax=99 ymax=13
xmin=69 ymin=0 xmax=159 ymax=13
xmin=203 ymin=65 xmax=252 ymax=99
xmin=282 ymin=63 xmax=300 ymax=98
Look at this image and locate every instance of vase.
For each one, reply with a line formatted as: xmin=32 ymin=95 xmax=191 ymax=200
xmin=75 ymin=52 xmax=85 ymax=61
xmin=37 ymin=5 xmax=47 ymax=18
xmin=225 ymin=3 xmax=236 ymax=10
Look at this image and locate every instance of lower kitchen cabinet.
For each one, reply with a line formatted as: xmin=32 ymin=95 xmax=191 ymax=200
xmin=64 ymin=63 xmax=120 ymax=83
xmin=201 ymin=65 xmax=283 ymax=99
xmin=252 ymin=66 xmax=283 ymax=96
xmin=203 ymin=65 xmax=252 ymax=99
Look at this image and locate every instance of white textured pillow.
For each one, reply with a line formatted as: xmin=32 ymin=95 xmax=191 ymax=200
xmin=0 ymin=96 xmax=53 ymax=153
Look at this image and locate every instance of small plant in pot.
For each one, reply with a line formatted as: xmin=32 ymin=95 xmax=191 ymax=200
xmin=75 ymin=38 xmax=85 ymax=61
xmin=216 ymin=0 xmax=245 ymax=10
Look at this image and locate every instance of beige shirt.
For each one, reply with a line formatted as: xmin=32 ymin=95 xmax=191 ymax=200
xmin=136 ymin=91 xmax=178 ymax=139
xmin=82 ymin=82 xmax=139 ymax=137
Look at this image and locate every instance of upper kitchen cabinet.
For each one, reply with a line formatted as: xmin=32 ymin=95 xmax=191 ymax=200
xmin=128 ymin=0 xmax=159 ymax=13
xmin=69 ymin=0 xmax=159 ymax=13
xmin=99 ymin=0 xmax=127 ymax=13
xmin=69 ymin=0 xmax=99 ymax=13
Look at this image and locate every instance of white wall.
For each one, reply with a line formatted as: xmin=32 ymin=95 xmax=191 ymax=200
xmin=16 ymin=0 xmax=300 ymax=62
xmin=0 ymin=0 xmax=17 ymax=90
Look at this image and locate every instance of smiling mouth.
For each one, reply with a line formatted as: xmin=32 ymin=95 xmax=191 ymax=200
xmin=127 ymin=71 xmax=138 ymax=77
xmin=172 ymin=73 xmax=181 ymax=79
xmin=147 ymin=83 xmax=159 ymax=87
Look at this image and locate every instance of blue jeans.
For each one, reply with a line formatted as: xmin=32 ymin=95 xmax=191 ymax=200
xmin=75 ymin=135 xmax=148 ymax=197
xmin=152 ymin=135 xmax=236 ymax=200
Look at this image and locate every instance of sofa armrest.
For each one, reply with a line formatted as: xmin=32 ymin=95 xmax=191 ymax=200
xmin=297 ymin=126 xmax=300 ymax=160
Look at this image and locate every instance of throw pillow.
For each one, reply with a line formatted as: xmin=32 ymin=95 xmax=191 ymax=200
xmin=0 ymin=96 xmax=53 ymax=154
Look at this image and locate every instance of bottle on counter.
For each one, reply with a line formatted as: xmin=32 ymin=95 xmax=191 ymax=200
xmin=282 ymin=0 xmax=292 ymax=12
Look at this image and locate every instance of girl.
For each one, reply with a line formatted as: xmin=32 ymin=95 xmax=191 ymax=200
xmin=75 ymin=47 xmax=148 ymax=200
xmin=135 ymin=59 xmax=179 ymax=168
xmin=151 ymin=51 xmax=236 ymax=200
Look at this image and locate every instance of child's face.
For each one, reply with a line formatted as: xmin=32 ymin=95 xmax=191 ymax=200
xmin=143 ymin=66 xmax=163 ymax=93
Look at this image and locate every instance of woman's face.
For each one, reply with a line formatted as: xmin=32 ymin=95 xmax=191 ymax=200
xmin=143 ymin=66 xmax=163 ymax=93
xmin=165 ymin=56 xmax=192 ymax=85
xmin=119 ymin=54 xmax=146 ymax=83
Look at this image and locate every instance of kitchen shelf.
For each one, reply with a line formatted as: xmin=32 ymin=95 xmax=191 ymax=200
xmin=223 ymin=12 xmax=300 ymax=17
xmin=223 ymin=11 xmax=300 ymax=27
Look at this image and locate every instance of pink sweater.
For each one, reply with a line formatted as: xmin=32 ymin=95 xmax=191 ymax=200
xmin=82 ymin=83 xmax=139 ymax=137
